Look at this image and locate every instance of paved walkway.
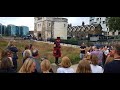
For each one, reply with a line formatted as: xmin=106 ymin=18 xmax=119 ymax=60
xmin=35 ymin=40 xmax=80 ymax=48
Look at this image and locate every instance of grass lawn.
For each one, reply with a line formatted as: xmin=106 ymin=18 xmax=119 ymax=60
xmin=0 ymin=39 xmax=80 ymax=71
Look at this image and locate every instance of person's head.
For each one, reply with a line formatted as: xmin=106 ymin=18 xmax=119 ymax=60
xmin=13 ymin=40 xmax=16 ymax=46
xmin=92 ymin=46 xmax=96 ymax=51
xmin=60 ymin=56 xmax=72 ymax=68
xmin=1 ymin=50 xmax=6 ymax=59
xmin=19 ymin=58 xmax=36 ymax=73
xmin=41 ymin=59 xmax=51 ymax=73
xmin=90 ymin=55 xmax=99 ymax=66
xmin=1 ymin=49 xmax=13 ymax=59
xmin=110 ymin=51 xmax=114 ymax=57
xmin=56 ymin=37 xmax=60 ymax=42
xmin=0 ymin=57 xmax=13 ymax=69
xmin=6 ymin=49 xmax=13 ymax=58
xmin=95 ymin=45 xmax=100 ymax=50
xmin=32 ymin=49 xmax=39 ymax=57
xmin=99 ymin=46 xmax=103 ymax=50
xmin=76 ymin=60 xmax=91 ymax=73
xmin=112 ymin=44 xmax=120 ymax=57
xmin=81 ymin=43 xmax=85 ymax=46
xmin=23 ymin=50 xmax=31 ymax=60
xmin=104 ymin=46 xmax=108 ymax=50
xmin=25 ymin=45 xmax=30 ymax=50
xmin=8 ymin=40 xmax=16 ymax=47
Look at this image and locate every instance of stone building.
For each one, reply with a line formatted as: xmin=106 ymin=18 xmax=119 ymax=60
xmin=34 ymin=17 xmax=68 ymax=40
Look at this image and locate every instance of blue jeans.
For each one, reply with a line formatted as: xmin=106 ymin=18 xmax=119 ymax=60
xmin=80 ymin=53 xmax=85 ymax=60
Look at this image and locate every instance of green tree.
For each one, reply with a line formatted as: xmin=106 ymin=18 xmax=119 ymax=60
xmin=107 ymin=17 xmax=120 ymax=31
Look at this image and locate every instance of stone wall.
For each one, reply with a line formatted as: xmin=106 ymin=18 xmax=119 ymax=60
xmin=53 ymin=21 xmax=68 ymax=39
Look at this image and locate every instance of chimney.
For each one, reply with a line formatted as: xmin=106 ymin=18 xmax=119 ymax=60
xmin=82 ymin=22 xmax=85 ymax=26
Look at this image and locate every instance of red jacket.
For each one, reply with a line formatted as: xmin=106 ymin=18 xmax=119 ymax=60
xmin=53 ymin=40 xmax=61 ymax=58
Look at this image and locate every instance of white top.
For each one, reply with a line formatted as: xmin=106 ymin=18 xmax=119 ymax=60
xmin=57 ymin=67 xmax=75 ymax=73
xmin=104 ymin=50 xmax=109 ymax=56
xmin=90 ymin=64 xmax=103 ymax=73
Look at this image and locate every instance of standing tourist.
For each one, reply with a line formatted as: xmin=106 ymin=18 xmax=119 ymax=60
xmin=7 ymin=40 xmax=18 ymax=71
xmin=104 ymin=44 xmax=120 ymax=73
xmin=80 ymin=43 xmax=86 ymax=60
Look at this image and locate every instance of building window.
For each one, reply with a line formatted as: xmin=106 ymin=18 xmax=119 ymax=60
xmin=49 ymin=23 xmax=51 ymax=26
xmin=103 ymin=21 xmax=105 ymax=24
xmin=64 ymin=24 xmax=66 ymax=27
xmin=96 ymin=18 xmax=99 ymax=21
xmin=113 ymin=32 xmax=114 ymax=35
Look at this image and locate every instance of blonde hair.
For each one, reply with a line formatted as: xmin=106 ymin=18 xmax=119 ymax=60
xmin=76 ymin=60 xmax=91 ymax=73
xmin=41 ymin=59 xmax=51 ymax=73
xmin=60 ymin=56 xmax=72 ymax=68
xmin=19 ymin=58 xmax=35 ymax=73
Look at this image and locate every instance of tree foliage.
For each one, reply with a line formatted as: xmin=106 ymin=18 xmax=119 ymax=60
xmin=107 ymin=17 xmax=120 ymax=31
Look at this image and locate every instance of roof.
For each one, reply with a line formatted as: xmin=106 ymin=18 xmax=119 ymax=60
xmin=91 ymin=24 xmax=102 ymax=28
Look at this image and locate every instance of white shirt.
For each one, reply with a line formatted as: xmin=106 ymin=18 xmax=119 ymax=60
xmin=57 ymin=67 xmax=75 ymax=73
xmin=90 ymin=64 xmax=103 ymax=73
xmin=104 ymin=50 xmax=109 ymax=56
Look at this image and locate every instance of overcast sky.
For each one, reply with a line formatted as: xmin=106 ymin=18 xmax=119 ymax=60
xmin=0 ymin=17 xmax=89 ymax=30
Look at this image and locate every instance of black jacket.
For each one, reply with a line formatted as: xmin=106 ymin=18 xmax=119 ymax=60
xmin=8 ymin=46 xmax=18 ymax=60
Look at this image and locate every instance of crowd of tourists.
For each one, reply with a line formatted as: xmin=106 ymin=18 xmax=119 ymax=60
xmin=0 ymin=38 xmax=120 ymax=73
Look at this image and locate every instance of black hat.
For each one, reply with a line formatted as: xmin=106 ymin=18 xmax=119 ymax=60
xmin=57 ymin=37 xmax=60 ymax=40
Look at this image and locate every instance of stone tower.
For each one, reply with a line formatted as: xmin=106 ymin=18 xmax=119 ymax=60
xmin=34 ymin=17 xmax=54 ymax=40
xmin=34 ymin=17 xmax=68 ymax=40
xmin=42 ymin=17 xmax=54 ymax=41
